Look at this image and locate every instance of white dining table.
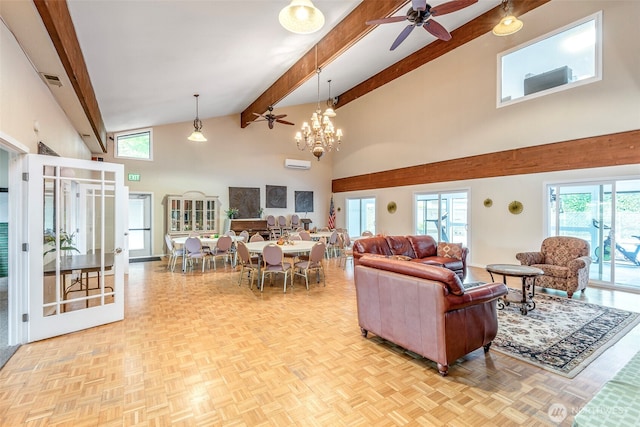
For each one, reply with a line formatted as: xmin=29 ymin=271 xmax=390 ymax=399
xmin=173 ymin=235 xmax=245 ymax=272
xmin=244 ymin=240 xmax=317 ymax=282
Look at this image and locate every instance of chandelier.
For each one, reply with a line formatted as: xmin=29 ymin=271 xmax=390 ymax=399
xmin=295 ymin=68 xmax=343 ymax=161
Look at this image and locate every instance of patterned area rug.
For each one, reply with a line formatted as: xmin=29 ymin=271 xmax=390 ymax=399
xmin=493 ymin=290 xmax=640 ymax=378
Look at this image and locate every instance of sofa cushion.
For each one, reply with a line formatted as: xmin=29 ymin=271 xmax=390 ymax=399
xmin=532 ymin=264 xmax=568 ymax=279
xmin=407 ymin=235 xmax=437 ymax=259
xmin=385 ymin=235 xmax=416 ymax=258
xmin=413 ymin=257 xmax=464 ymax=272
xmin=359 ymin=255 xmax=465 ymax=296
xmin=437 ymin=242 xmax=463 ymax=260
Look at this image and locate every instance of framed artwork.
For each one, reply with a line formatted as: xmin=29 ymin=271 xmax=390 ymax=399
xmin=229 ymin=187 xmax=260 ymax=219
xmin=266 ymin=185 xmax=287 ymax=209
xmin=295 ymin=191 xmax=313 ymax=213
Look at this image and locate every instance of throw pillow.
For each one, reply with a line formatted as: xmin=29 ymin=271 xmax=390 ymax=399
xmin=437 ymin=242 xmax=463 ymax=260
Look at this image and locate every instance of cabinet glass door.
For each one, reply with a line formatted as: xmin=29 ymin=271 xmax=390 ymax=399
xmin=205 ymin=199 xmax=216 ymax=231
xmin=183 ymin=200 xmax=192 ymax=231
xmin=170 ymin=198 xmax=181 ymax=232
xmin=194 ymin=200 xmax=204 ymax=231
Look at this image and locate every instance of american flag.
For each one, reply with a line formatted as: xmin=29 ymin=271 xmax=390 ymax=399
xmin=328 ymin=195 xmax=336 ymax=230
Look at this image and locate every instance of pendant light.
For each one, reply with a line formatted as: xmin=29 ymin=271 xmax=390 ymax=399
xmin=492 ymin=0 xmax=523 ymax=36
xmin=188 ymin=94 xmax=207 ymax=142
xmin=279 ymin=0 xmax=325 ymax=34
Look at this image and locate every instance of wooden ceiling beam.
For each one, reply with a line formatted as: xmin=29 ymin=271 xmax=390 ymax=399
xmin=335 ymin=0 xmax=551 ymax=108
xmin=33 ymin=0 xmax=107 ymax=152
xmin=240 ymin=0 xmax=408 ymax=128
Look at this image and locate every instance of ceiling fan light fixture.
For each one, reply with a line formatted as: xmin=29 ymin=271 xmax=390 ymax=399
xmin=492 ymin=15 xmax=523 ymax=36
xmin=279 ymin=0 xmax=325 ymax=34
xmin=187 ymin=94 xmax=207 ymax=142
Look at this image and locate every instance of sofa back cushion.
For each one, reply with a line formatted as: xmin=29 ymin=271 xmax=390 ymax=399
xmin=385 ymin=235 xmax=416 ymax=258
xmin=353 ymin=236 xmax=392 ymax=257
xmin=358 ymin=255 xmax=465 ymax=296
xmin=407 ymin=235 xmax=437 ymax=259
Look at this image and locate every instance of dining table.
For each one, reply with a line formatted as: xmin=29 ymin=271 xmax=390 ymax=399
xmin=172 ymin=235 xmax=245 ymax=272
xmin=244 ymin=240 xmax=317 ymax=280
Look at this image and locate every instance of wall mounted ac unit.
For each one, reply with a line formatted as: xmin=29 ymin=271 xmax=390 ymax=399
xmin=284 ymin=158 xmax=311 ymax=170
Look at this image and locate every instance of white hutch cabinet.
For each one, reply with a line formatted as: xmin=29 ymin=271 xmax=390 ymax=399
xmin=166 ymin=191 xmax=219 ymax=236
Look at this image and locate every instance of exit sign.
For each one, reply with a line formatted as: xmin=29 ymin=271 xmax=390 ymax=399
xmin=128 ymin=173 xmax=141 ymax=182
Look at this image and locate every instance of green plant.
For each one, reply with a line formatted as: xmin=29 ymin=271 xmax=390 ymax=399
xmin=257 ymin=207 xmax=264 ymax=217
xmin=225 ymin=207 xmax=239 ymax=219
xmin=43 ymin=229 xmax=80 ymax=256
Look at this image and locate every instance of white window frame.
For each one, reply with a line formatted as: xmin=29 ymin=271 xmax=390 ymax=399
xmin=497 ymin=11 xmax=602 ymax=108
xmin=114 ymin=128 xmax=153 ymax=161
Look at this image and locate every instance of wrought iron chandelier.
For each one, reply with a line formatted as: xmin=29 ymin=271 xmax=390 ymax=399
xmin=295 ymin=68 xmax=343 ymax=161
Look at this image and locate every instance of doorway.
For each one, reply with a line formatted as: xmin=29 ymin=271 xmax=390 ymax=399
xmin=128 ymin=193 xmax=153 ymax=259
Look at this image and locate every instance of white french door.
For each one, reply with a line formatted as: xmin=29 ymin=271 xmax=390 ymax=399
xmin=26 ymin=154 xmax=125 ymax=342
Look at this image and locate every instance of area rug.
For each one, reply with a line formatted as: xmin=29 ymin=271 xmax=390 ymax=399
xmin=492 ymin=290 xmax=640 ymax=378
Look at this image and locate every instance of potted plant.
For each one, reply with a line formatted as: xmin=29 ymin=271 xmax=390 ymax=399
xmin=225 ymin=207 xmax=239 ymax=219
xmin=257 ymin=207 xmax=264 ymax=218
xmin=43 ymin=229 xmax=80 ymax=257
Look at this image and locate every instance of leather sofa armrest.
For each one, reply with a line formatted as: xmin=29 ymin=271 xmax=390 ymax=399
xmin=515 ymin=251 xmax=544 ymax=266
xmin=445 ymin=283 xmax=509 ymax=311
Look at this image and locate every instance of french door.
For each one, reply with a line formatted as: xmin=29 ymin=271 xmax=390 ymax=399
xmin=547 ymin=180 xmax=640 ymax=288
xmin=27 ymin=154 xmax=125 ymax=342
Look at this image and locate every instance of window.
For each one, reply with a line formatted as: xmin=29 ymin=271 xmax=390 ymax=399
xmin=114 ymin=128 xmax=153 ymax=160
xmin=498 ymin=11 xmax=602 ymax=107
xmin=415 ymin=191 xmax=468 ymax=245
xmin=346 ymin=197 xmax=375 ymax=237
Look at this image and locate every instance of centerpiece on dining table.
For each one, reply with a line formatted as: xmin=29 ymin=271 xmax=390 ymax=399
xmin=277 ymin=231 xmax=294 ymax=245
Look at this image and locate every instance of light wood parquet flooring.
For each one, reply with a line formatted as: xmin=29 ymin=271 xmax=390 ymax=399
xmin=1 ymin=258 xmax=639 ymax=426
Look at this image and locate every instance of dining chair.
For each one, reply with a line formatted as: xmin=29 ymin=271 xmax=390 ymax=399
xmin=266 ymin=215 xmax=280 ymax=240
xmin=290 ymin=214 xmax=300 ymax=230
xmin=236 ymin=241 xmax=259 ymax=289
xmin=293 ymin=241 xmax=326 ymax=290
xmin=338 ymin=234 xmax=354 ymax=270
xmin=239 ymin=230 xmax=250 ymax=242
xmin=184 ymin=236 xmax=210 ymax=272
xmin=278 ymin=215 xmax=291 ymax=234
xmin=225 ymin=230 xmax=236 ymax=236
xmin=362 ymin=230 xmax=374 ymax=237
xmin=211 ymin=235 xmax=233 ymax=270
xmin=249 ymin=232 xmax=264 ymax=242
xmin=326 ymin=230 xmax=339 ymax=258
xmin=298 ymin=231 xmax=312 ymax=241
xmin=165 ymin=234 xmax=184 ymax=272
xmin=261 ymin=243 xmax=293 ymax=293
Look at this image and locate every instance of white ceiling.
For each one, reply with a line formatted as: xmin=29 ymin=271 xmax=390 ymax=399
xmin=3 ymin=0 xmax=502 ymax=147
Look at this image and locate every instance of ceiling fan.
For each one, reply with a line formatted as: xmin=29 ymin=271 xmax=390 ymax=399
xmin=367 ymin=0 xmax=478 ymax=51
xmin=247 ymin=106 xmax=294 ymax=129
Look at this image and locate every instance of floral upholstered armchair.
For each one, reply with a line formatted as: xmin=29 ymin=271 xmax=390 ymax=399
xmin=516 ymin=236 xmax=591 ymax=298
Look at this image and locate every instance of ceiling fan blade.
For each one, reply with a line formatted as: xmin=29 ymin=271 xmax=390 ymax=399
xmin=423 ymin=19 xmax=452 ymax=41
xmin=273 ymin=114 xmax=287 ymax=119
xmin=252 ymin=112 xmax=261 ymax=117
xmin=430 ymin=0 xmax=477 ymax=16
xmin=411 ymin=0 xmax=427 ymax=11
xmin=366 ymin=16 xmax=406 ymax=26
xmin=390 ymin=25 xmax=415 ymax=50
xmin=276 ymin=119 xmax=295 ymax=126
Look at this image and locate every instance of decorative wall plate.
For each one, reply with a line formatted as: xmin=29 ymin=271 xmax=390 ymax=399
xmin=387 ymin=201 xmax=397 ymax=214
xmin=508 ymin=200 xmax=524 ymax=215
xmin=483 ymin=198 xmax=493 ymax=208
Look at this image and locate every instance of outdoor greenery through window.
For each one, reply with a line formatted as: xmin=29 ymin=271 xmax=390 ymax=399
xmin=114 ymin=128 xmax=152 ymax=160
xmin=498 ymin=11 xmax=601 ymax=107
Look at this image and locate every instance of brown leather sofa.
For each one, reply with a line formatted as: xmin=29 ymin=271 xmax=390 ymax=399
xmin=353 ymin=234 xmax=469 ymax=279
xmin=354 ymin=256 xmax=508 ymax=376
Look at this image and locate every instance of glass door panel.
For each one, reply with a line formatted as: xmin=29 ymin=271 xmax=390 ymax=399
xmin=346 ymin=197 xmax=376 ymax=237
xmin=29 ymin=154 xmax=125 ymax=342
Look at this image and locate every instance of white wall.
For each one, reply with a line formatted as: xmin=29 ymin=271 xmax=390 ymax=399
xmin=0 ymin=20 xmax=90 ymax=158
xmin=331 ymin=1 xmax=640 ymax=267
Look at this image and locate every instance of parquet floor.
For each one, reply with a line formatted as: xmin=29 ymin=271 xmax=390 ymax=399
xmin=1 ymin=257 xmax=639 ymax=426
